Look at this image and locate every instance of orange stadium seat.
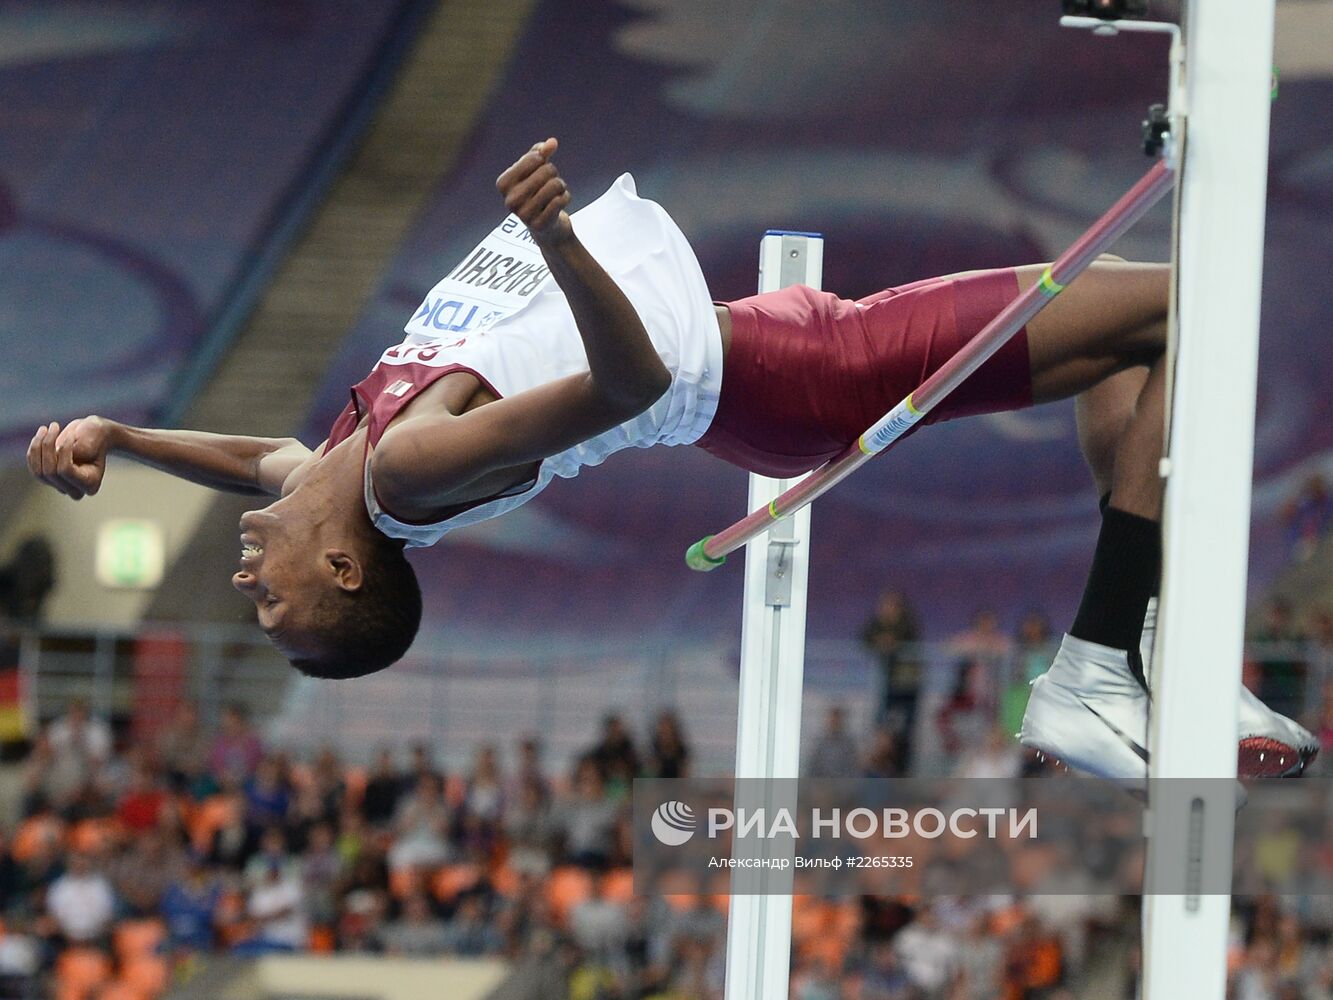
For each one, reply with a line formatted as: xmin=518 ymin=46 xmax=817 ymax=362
xmin=791 ymin=898 xmax=857 ymax=969
xmin=12 ymin=813 xmax=64 ymax=862
xmin=599 ymin=868 xmax=635 ymax=903
xmin=69 ymin=818 xmax=121 ymax=855
xmin=790 ymin=896 xmax=827 ymax=942
xmin=1025 ymin=937 xmax=1062 ymax=988
xmin=120 ymin=955 xmax=169 ymax=998
xmin=432 ymin=863 xmax=482 ymax=904
xmin=113 ymin=919 xmax=166 ymax=962
xmin=989 ymin=902 xmax=1027 ymax=937
xmin=188 ymin=795 xmax=238 ymax=853
xmin=545 ymin=866 xmax=593 ymax=924
xmin=488 ymin=864 xmax=522 ymax=898
xmin=55 ymin=948 xmax=112 ymax=1000
xmin=308 ymin=926 xmax=337 ymax=953
xmin=655 ymin=868 xmax=706 ymax=913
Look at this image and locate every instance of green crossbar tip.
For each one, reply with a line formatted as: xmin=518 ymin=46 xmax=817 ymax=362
xmin=685 ymin=537 xmax=726 ymax=572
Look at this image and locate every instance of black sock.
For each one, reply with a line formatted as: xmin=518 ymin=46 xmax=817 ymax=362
xmin=1098 ymin=491 xmax=1160 ymax=598
xmin=1070 ymin=506 xmax=1162 ymax=652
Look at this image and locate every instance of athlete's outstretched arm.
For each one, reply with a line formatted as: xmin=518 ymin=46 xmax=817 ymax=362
xmin=372 ymin=139 xmax=671 ymax=512
xmin=26 ymin=416 xmax=312 ymax=500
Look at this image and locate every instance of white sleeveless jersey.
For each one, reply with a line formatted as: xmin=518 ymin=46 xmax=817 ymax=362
xmin=363 ymin=173 xmax=723 ymax=547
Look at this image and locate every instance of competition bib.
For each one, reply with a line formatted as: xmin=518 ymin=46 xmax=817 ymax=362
xmin=404 ymin=215 xmax=552 ymax=339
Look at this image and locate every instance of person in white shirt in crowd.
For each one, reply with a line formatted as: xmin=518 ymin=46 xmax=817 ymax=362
xmin=44 ymin=851 xmax=115 ymax=946
xmin=45 ymin=699 xmax=112 ymax=801
xmin=387 ymin=773 xmax=452 ymax=872
xmin=246 ymin=859 xmax=307 ymax=952
xmin=893 ymin=907 xmax=960 ymax=996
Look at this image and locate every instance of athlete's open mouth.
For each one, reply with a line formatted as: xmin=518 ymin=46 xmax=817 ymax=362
xmin=240 ymin=534 xmax=264 ymax=563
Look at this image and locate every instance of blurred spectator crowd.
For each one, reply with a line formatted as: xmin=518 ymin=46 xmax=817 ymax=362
xmin=0 ymin=493 xmax=1331 ymax=999
xmin=0 ymin=702 xmax=691 ymax=998
xmin=1155 ymin=894 xmax=1333 ymax=1000
xmin=0 ymin=686 xmax=1130 ymax=1000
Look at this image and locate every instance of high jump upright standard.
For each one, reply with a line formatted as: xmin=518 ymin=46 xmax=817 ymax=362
xmin=1143 ymin=1 xmax=1276 ymax=997
xmin=722 ymin=231 xmax=823 ymax=1000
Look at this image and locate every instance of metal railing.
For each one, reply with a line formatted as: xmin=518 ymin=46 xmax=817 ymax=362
xmin=11 ymin=622 xmax=287 ymax=739
xmin=2 ymin=623 xmax=1327 ymax=776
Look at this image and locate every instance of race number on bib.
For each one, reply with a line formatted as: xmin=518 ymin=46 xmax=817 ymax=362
xmin=404 ymin=216 xmax=552 ymax=339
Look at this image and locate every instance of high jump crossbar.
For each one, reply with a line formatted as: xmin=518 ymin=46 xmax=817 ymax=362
xmin=686 ymin=157 xmax=1177 ymax=572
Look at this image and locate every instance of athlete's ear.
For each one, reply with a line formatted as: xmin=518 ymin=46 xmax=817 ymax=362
xmin=324 ymin=550 xmax=364 ymax=593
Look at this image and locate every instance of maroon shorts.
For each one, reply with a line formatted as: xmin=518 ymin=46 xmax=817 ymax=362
xmin=695 ymin=268 xmax=1034 ymax=477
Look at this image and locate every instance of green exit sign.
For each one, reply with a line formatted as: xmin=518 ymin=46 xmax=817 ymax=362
xmin=95 ymin=519 xmax=165 ymax=589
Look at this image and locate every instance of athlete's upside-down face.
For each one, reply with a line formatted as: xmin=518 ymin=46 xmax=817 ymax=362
xmin=230 ymin=500 xmax=423 ymax=680
xmin=231 ymin=507 xmax=361 ymax=663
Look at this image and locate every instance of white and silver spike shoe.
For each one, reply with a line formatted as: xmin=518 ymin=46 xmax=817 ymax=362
xmin=1140 ymin=598 xmax=1318 ymax=778
xmin=1018 ymin=633 xmax=1151 ymax=781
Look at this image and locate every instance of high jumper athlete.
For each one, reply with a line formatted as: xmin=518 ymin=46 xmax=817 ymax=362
xmin=27 ymin=139 xmax=1315 ymax=780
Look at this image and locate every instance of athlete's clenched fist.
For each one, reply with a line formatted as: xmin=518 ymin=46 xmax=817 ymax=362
xmin=26 ymin=415 xmax=113 ymax=500
xmin=495 ymin=137 xmax=574 ymax=248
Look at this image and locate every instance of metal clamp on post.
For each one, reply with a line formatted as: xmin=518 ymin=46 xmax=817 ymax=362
xmin=1142 ymin=103 xmax=1171 ymax=157
xmin=764 ymin=519 xmax=800 ymax=607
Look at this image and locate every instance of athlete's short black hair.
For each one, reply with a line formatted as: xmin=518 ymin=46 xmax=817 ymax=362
xmin=289 ymin=534 xmax=421 ymax=680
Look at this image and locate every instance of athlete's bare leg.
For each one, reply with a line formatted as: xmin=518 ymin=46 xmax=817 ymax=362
xmin=1101 ymin=357 xmax=1164 ymax=519
xmin=1020 ymin=258 xmax=1168 ymax=402
xmin=1016 ymin=257 xmax=1169 ymax=518
xmin=1019 ymin=254 xmax=1157 ymax=501
xmin=1075 ymin=368 xmax=1147 ymax=499
xmin=1055 ymin=255 xmax=1152 ymax=498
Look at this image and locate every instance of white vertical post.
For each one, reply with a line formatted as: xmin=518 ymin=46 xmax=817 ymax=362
xmin=1143 ymin=1 xmax=1275 ymax=998
xmin=724 ymin=231 xmax=823 ymax=1000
